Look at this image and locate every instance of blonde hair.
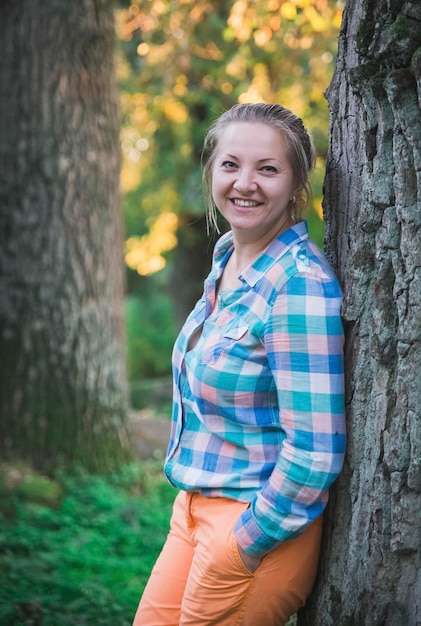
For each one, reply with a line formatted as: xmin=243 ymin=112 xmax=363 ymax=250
xmin=201 ymin=103 xmax=316 ymax=233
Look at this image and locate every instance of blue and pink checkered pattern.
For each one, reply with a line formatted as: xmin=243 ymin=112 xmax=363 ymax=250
xmin=165 ymin=221 xmax=346 ymax=558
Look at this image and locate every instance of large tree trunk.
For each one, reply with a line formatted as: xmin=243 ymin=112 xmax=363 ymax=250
xmin=299 ymin=1 xmax=421 ymax=624
xmin=0 ymin=0 xmax=129 ymax=471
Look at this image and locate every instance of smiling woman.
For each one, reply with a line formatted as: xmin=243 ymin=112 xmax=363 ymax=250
xmin=132 ymin=103 xmax=346 ymax=626
xmin=211 ymin=122 xmax=297 ymax=251
xmin=203 ymin=103 xmax=315 ymax=235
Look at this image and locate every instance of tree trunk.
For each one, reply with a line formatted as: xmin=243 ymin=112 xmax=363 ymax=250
xmin=299 ymin=1 xmax=421 ymax=624
xmin=0 ymin=0 xmax=129 ymax=471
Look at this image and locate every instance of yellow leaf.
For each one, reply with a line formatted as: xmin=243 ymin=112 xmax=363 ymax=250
xmin=163 ymin=100 xmax=188 ymax=123
xmin=303 ymin=4 xmax=328 ymax=33
xmin=280 ymin=2 xmax=297 ymax=20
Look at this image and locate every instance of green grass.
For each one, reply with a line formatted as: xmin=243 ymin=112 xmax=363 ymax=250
xmin=0 ymin=462 xmax=299 ymax=626
xmin=0 ymin=462 xmax=176 ymax=626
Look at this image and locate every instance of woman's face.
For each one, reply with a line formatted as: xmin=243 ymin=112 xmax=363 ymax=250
xmin=211 ymin=122 xmax=298 ymax=242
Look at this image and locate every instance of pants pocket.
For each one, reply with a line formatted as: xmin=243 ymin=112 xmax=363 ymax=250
xmin=228 ymin=532 xmax=255 ymax=577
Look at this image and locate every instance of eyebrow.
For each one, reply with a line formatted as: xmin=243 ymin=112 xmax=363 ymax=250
xmin=221 ymin=153 xmax=281 ymax=163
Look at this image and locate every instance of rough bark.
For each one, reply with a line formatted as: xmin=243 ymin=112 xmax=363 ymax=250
xmin=299 ymin=1 xmax=421 ymax=625
xmin=0 ymin=0 xmax=129 ymax=471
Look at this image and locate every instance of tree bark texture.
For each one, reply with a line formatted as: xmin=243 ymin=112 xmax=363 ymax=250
xmin=0 ymin=0 xmax=129 ymax=470
xmin=299 ymin=1 xmax=421 ymax=625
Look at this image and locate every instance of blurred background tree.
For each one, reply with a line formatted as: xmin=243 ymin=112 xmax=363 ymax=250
xmin=115 ymin=0 xmax=344 ymax=397
xmin=0 ymin=0 xmax=128 ymax=471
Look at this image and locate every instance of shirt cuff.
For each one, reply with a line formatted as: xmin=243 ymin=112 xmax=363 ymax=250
xmin=233 ymin=506 xmax=281 ymax=559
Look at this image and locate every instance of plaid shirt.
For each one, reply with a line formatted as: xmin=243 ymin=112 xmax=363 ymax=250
xmin=165 ymin=221 xmax=346 ymax=558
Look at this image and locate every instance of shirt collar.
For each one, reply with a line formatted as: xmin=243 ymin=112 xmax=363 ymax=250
xmin=213 ymin=221 xmax=310 ymax=288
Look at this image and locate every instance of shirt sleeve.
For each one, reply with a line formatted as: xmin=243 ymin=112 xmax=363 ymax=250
xmin=234 ymin=271 xmax=346 ymax=558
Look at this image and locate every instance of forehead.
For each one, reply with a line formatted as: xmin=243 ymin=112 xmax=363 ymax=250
xmin=216 ymin=122 xmax=289 ymax=158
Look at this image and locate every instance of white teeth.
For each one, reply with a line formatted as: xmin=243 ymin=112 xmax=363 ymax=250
xmin=234 ymin=199 xmax=259 ymax=207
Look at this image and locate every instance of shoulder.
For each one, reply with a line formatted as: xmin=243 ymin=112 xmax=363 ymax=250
xmin=260 ymin=240 xmax=341 ymax=303
xmin=290 ymin=238 xmax=342 ymax=297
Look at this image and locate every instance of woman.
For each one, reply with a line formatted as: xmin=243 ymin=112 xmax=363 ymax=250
xmin=133 ymin=103 xmax=346 ymax=626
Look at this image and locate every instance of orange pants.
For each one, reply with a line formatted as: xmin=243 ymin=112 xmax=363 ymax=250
xmin=132 ymin=491 xmax=322 ymax=626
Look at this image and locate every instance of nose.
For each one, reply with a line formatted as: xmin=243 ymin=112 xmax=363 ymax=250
xmin=233 ymin=168 xmax=257 ymax=194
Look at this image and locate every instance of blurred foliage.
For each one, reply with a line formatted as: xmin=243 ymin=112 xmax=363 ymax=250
xmin=116 ymin=0 xmax=343 ymax=251
xmin=129 ymin=377 xmax=173 ymax=416
xmin=115 ymin=0 xmax=343 ymax=381
xmin=0 ymin=463 xmax=176 ymax=625
xmin=125 ymin=288 xmax=176 ymax=380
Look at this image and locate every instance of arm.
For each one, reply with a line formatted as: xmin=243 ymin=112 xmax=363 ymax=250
xmin=234 ymin=272 xmax=346 ymax=559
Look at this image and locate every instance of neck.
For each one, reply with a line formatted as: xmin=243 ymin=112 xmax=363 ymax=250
xmin=229 ymin=244 xmax=264 ymax=275
xmin=231 ymin=217 xmax=294 ymax=271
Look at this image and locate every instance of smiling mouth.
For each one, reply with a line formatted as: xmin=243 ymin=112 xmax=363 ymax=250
xmin=231 ymin=198 xmax=261 ymax=207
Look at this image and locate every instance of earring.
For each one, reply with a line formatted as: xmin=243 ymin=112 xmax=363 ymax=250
xmin=291 ymin=196 xmax=296 ymax=203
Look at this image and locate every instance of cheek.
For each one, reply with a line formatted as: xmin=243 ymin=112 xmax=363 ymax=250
xmin=211 ymin=177 xmax=217 ymax=197
xmin=211 ymin=174 xmax=224 ymax=200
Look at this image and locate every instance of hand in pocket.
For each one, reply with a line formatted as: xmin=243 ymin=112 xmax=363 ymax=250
xmin=237 ymin=543 xmax=261 ymax=574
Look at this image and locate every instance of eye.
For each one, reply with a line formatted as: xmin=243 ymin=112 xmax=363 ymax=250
xmin=260 ymin=165 xmax=278 ymax=173
xmin=221 ymin=160 xmax=238 ymax=169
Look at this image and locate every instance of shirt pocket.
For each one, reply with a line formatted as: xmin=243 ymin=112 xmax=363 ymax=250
xmin=199 ymin=315 xmax=249 ymax=364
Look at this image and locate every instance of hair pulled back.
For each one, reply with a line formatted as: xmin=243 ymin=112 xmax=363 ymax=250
xmin=201 ymin=103 xmax=316 ymax=233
